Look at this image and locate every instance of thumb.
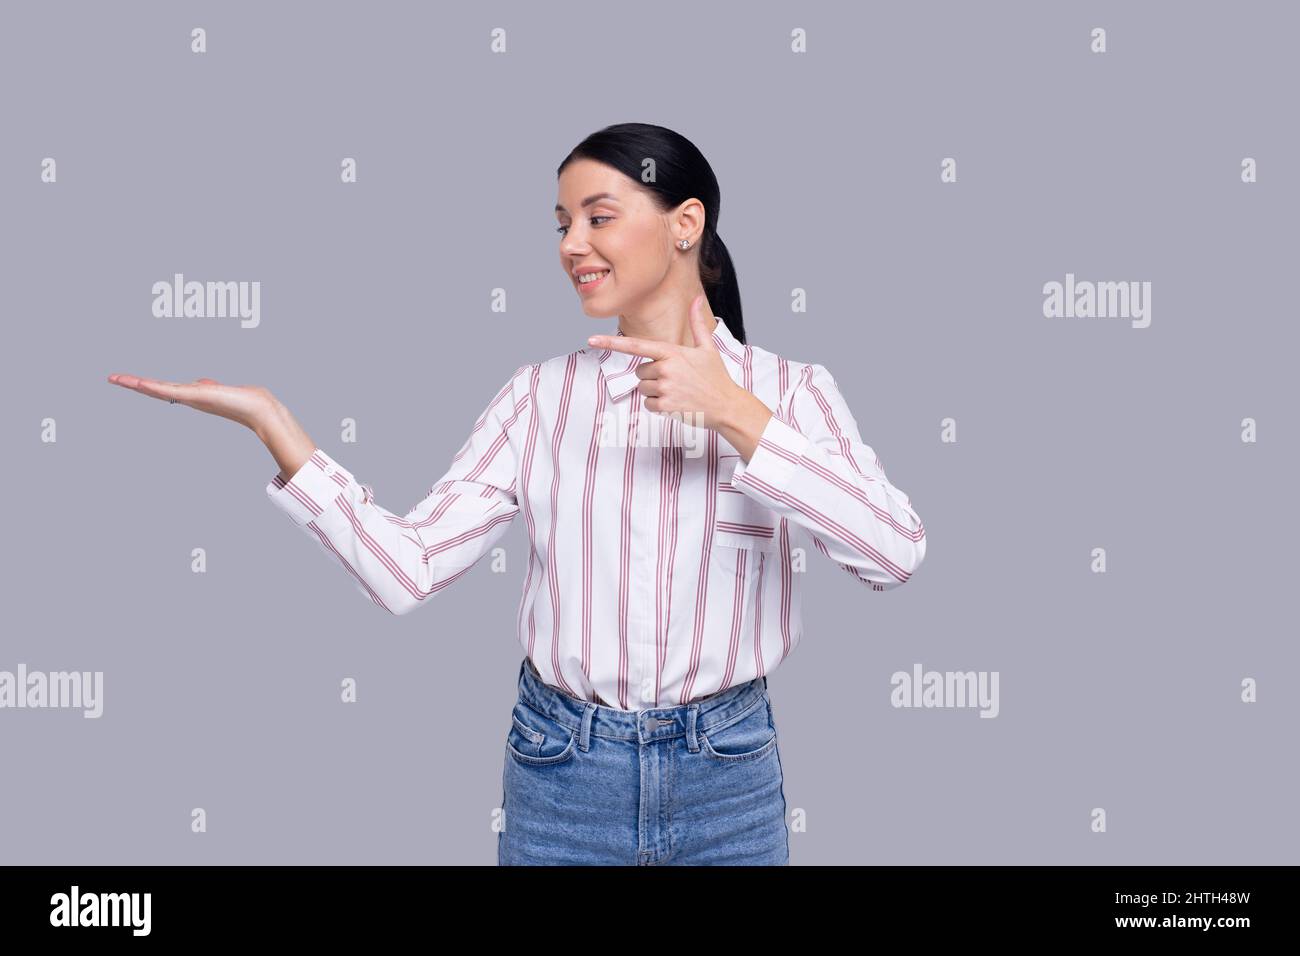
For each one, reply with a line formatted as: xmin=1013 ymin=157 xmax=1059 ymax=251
xmin=194 ymin=378 xmax=221 ymax=385
xmin=690 ymin=294 xmax=717 ymax=350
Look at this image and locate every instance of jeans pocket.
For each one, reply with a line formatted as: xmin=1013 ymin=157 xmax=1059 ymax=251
xmin=698 ymin=694 xmax=779 ymax=761
xmin=505 ymin=700 xmax=578 ymax=766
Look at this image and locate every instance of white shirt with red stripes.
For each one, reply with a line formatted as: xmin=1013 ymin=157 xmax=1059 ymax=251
xmin=267 ymin=317 xmax=926 ymax=711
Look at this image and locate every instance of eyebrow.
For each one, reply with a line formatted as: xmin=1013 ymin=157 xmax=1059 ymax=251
xmin=555 ymin=192 xmax=621 ymax=214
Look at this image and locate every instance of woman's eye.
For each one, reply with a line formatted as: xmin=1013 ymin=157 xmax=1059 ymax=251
xmin=556 ymin=216 xmax=611 ymax=236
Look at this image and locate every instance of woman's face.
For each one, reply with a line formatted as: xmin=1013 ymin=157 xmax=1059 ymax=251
xmin=556 ymin=158 xmax=676 ymax=318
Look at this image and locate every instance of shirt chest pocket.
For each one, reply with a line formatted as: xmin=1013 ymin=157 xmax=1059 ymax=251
xmin=713 ymin=454 xmax=778 ymax=551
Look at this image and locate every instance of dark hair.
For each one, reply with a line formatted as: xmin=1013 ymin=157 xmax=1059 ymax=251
xmin=557 ymin=122 xmax=746 ymax=344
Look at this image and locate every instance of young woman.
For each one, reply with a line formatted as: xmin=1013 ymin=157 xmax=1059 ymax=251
xmin=107 ymin=122 xmax=927 ymax=866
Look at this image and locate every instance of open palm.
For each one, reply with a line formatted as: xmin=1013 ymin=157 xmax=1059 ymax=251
xmin=107 ymin=373 xmax=273 ymax=433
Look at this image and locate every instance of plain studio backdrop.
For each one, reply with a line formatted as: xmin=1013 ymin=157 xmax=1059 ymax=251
xmin=0 ymin=0 xmax=1296 ymax=864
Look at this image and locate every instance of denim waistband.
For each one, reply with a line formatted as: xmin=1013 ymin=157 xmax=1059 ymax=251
xmin=516 ymin=656 xmax=768 ymax=744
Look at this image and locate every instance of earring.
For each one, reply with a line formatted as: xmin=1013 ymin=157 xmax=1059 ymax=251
xmin=679 ymin=239 xmax=690 ymax=250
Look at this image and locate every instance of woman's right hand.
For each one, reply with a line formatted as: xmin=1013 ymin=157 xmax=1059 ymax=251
xmin=106 ymin=373 xmax=277 ymax=435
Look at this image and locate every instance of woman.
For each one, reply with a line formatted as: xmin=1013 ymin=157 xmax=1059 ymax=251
xmin=107 ymin=122 xmax=927 ymax=865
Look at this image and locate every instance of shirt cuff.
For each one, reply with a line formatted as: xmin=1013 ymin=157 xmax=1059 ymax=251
xmin=730 ymin=414 xmax=810 ymax=500
xmin=265 ymin=448 xmax=354 ymax=527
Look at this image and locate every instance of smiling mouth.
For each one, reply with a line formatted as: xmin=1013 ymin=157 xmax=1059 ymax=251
xmin=575 ymin=269 xmax=611 ymax=292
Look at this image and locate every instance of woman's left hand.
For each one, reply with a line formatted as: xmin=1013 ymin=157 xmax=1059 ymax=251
xmin=586 ymin=294 xmax=742 ymax=433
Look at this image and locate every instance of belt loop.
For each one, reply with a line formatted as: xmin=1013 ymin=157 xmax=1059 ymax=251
xmin=686 ymin=702 xmax=700 ymax=753
xmin=579 ymin=702 xmax=596 ymax=752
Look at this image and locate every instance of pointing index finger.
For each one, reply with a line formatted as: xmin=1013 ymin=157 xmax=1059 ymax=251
xmin=588 ymin=335 xmax=675 ymax=361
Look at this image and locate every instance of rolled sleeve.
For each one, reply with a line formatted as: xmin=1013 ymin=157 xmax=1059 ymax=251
xmin=260 ymin=364 xmax=531 ymax=616
xmin=266 ymin=448 xmax=353 ymax=528
xmin=730 ymin=414 xmax=808 ymax=499
xmin=729 ymin=362 xmax=926 ymax=590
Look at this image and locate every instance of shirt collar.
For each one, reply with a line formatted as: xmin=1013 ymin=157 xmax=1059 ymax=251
xmin=591 ymin=316 xmax=745 ymax=402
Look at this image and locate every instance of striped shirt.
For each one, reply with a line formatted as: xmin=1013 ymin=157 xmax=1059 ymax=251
xmin=266 ymin=317 xmax=926 ymax=710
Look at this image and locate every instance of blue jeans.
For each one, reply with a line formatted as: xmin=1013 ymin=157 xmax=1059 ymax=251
xmin=498 ymin=657 xmax=790 ymax=865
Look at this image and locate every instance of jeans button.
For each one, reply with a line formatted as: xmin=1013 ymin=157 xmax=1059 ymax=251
xmin=645 ymin=717 xmax=659 ymax=732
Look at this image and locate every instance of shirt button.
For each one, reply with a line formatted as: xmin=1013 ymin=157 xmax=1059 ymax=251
xmin=323 ymin=465 xmax=336 ymax=477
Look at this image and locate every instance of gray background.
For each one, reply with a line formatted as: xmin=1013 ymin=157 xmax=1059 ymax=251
xmin=2 ymin=0 xmax=1295 ymax=864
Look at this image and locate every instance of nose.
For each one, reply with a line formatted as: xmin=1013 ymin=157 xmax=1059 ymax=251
xmin=559 ymin=220 xmax=594 ymax=252
xmin=560 ymin=234 xmax=589 ymax=257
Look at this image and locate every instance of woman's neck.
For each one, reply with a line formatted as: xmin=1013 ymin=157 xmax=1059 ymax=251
xmin=617 ymin=303 xmax=717 ymax=347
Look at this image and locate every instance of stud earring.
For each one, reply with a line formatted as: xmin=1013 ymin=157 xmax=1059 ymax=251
xmin=679 ymin=239 xmax=690 ymax=250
